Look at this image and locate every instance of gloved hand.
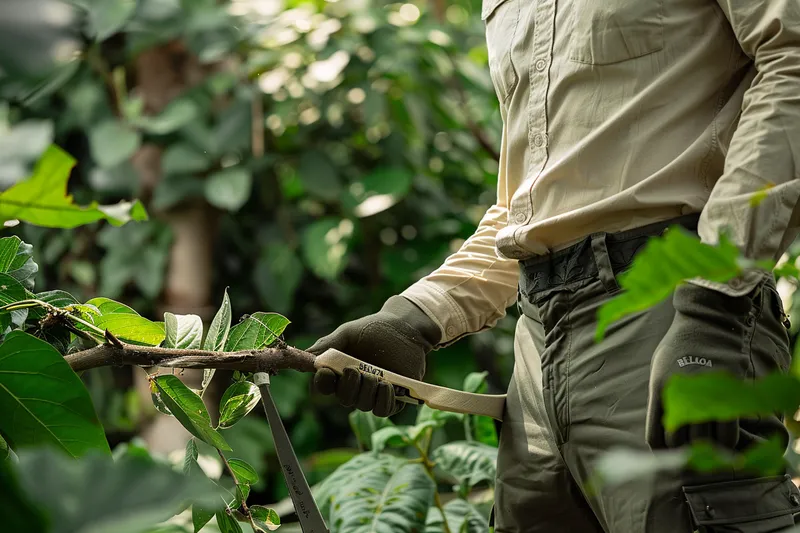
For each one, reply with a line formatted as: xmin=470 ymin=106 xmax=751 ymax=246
xmin=308 ymin=295 xmax=441 ymax=417
xmin=645 ymin=281 xmax=759 ymax=450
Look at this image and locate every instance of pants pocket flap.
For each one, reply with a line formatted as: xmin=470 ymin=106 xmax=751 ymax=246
xmin=683 ymin=475 xmax=800 ymax=526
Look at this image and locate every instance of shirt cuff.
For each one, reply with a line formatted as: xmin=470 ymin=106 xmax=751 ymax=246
xmin=401 ymin=280 xmax=473 ymax=347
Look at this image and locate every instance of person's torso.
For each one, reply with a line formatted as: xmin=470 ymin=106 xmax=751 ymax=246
xmin=486 ymin=0 xmax=754 ymax=259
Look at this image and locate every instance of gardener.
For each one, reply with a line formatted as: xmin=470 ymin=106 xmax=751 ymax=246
xmin=309 ymin=1 xmax=800 ymax=531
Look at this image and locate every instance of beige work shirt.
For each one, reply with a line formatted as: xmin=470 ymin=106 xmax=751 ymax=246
xmin=402 ymin=0 xmax=800 ymax=346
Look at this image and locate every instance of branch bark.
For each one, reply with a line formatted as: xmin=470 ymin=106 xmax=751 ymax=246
xmin=65 ymin=342 xmax=316 ymax=374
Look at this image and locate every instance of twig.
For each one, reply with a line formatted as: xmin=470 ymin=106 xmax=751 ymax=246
xmin=64 ymin=341 xmax=317 ymax=374
xmin=218 ymin=449 xmax=259 ymax=531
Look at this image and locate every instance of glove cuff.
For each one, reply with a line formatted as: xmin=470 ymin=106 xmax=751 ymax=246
xmin=381 ymin=295 xmax=442 ymax=349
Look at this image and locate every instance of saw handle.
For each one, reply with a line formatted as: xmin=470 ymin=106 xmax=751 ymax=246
xmin=314 ymin=348 xmax=506 ymax=421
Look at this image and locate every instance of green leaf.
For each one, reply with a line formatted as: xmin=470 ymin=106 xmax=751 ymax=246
xmin=328 ymin=463 xmax=435 ymax=533
xmin=0 ymin=145 xmax=148 ymax=228
xmin=89 ymin=120 xmax=142 ymax=168
xmin=0 ymin=452 xmax=49 ymax=533
xmin=0 ymin=331 xmax=110 ymax=457
xmin=595 ymin=228 xmax=742 ymax=341
xmin=253 ymin=243 xmax=303 ymax=315
xmin=352 ymin=167 xmax=413 ymax=218
xmin=425 ymin=499 xmax=489 ymax=533
xmin=0 ymin=236 xmax=38 ymax=291
xmin=0 ymin=273 xmax=27 ymax=331
xmin=225 ymin=312 xmax=290 ymax=351
xmin=218 ymin=382 xmax=261 ymax=429
xmin=431 ymin=441 xmax=497 ymax=489
xmin=0 ymin=432 xmax=8 ymax=460
xmin=216 ymin=511 xmax=243 ymax=533
xmin=152 ymin=375 xmax=232 ymax=451
xmin=348 ymin=410 xmax=394 ymax=450
xmin=227 ymin=458 xmax=258 ymax=485
xmin=11 ymin=446 xmax=225 ymax=533
xmin=85 ymin=296 xmax=137 ymax=315
xmin=297 ymin=150 xmax=341 ymax=202
xmin=408 ymin=420 xmax=439 ymax=442
xmin=27 ymin=290 xmax=78 ymax=320
xmin=132 ymin=99 xmax=199 ymax=135
xmin=152 ymin=175 xmax=205 ymax=211
xmin=164 ymin=312 xmax=203 ymax=349
xmin=202 ymin=289 xmax=232 ymax=390
xmin=302 ymin=217 xmax=355 ymax=280
xmin=250 ymin=505 xmax=280 ymax=532
xmin=94 ymin=313 xmax=166 ymax=346
xmin=370 ymin=426 xmax=409 ymax=452
xmin=472 ymin=415 xmax=499 ymax=447
xmin=184 ymin=438 xmax=199 ymax=475
xmin=314 ymin=453 xmax=406 ymax=517
xmin=662 ymin=372 xmax=800 ymax=433
xmin=193 ymin=506 xmax=215 ymax=533
xmin=205 ymin=168 xmax=252 ymax=211
xmin=415 ymin=404 xmax=464 ymax=426
xmin=161 ymin=143 xmax=212 ymax=176
xmin=86 ymin=0 xmax=137 ymax=41
xmin=463 ymin=371 xmax=488 ymax=394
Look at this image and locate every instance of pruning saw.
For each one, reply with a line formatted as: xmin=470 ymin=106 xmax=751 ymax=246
xmin=253 ymin=347 xmax=506 ymax=532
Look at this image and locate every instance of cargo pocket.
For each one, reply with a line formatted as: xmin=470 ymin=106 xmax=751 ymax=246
xmin=569 ymin=0 xmax=664 ymax=65
xmin=481 ymin=0 xmax=520 ymax=103
xmin=683 ymin=475 xmax=800 ymax=532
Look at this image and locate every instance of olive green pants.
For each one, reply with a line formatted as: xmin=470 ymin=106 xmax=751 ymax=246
xmin=493 ymin=218 xmax=800 ymax=532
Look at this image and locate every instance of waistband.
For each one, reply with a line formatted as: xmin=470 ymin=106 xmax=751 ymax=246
xmin=519 ymin=213 xmax=700 ymax=300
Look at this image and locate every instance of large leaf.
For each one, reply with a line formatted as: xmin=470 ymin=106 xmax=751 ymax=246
xmin=351 ymin=168 xmax=413 ymax=218
xmin=0 ymin=331 xmax=110 ymax=457
xmin=348 ymin=410 xmax=395 ymax=450
xmin=253 ymin=243 xmax=303 ymax=315
xmin=431 ymin=441 xmax=497 ymax=489
xmin=302 ymin=217 xmax=355 ymax=280
xmin=370 ymin=426 xmax=410 ymax=452
xmin=218 ymin=381 xmax=261 ymax=429
xmin=205 ymin=168 xmax=252 ymax=211
xmin=225 ymin=312 xmax=290 ymax=351
xmin=164 ymin=312 xmax=203 ymax=349
xmin=0 ymin=236 xmax=38 ymax=290
xmin=328 ymin=462 xmax=435 ymax=533
xmin=85 ymin=0 xmax=137 ymax=41
xmin=0 ymin=145 xmax=148 ymax=228
xmin=132 ymin=99 xmax=198 ymax=135
xmin=297 ymin=150 xmax=341 ymax=202
xmin=216 ymin=511 xmax=243 ymax=533
xmin=425 ymin=499 xmax=489 ymax=533
xmin=152 ymin=375 xmax=232 ymax=451
xmin=94 ymin=313 xmax=166 ymax=346
xmin=89 ymin=119 xmax=142 ymax=169
xmin=161 ymin=143 xmax=212 ymax=176
xmin=662 ymin=372 xmax=800 ymax=433
xmin=595 ymin=229 xmax=742 ymax=341
xmin=9 ymin=446 xmax=224 ymax=533
xmin=202 ymin=289 xmax=232 ymax=390
xmin=314 ymin=452 xmax=406 ymax=517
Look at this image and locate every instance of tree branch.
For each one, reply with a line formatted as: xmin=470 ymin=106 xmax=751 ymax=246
xmin=64 ymin=342 xmax=316 ymax=374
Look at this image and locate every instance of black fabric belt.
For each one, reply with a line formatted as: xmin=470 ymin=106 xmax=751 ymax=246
xmin=519 ymin=213 xmax=701 ymax=300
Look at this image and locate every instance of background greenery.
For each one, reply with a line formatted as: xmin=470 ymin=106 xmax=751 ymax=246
xmin=0 ymin=0 xmax=518 ymax=524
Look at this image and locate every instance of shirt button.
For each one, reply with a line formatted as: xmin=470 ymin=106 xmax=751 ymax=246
xmin=533 ymin=133 xmax=545 ymax=147
xmin=535 ymin=59 xmax=547 ymax=72
xmin=514 ymin=212 xmax=526 ymax=224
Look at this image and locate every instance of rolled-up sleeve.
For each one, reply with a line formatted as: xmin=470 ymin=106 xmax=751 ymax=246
xmin=693 ymin=0 xmax=800 ymax=295
xmin=402 ymin=129 xmax=520 ymax=346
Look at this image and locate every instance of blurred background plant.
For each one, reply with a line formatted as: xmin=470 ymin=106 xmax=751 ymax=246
xmin=0 ymin=0 xmax=518 ymax=519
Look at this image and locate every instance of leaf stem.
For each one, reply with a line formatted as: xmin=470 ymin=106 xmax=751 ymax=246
xmin=217 ymin=448 xmax=259 ymax=531
xmin=413 ymin=439 xmax=452 ymax=533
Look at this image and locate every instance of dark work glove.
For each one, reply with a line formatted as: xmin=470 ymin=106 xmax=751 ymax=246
xmin=308 ymin=295 xmax=441 ymax=417
xmin=646 ymin=281 xmax=759 ymax=450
